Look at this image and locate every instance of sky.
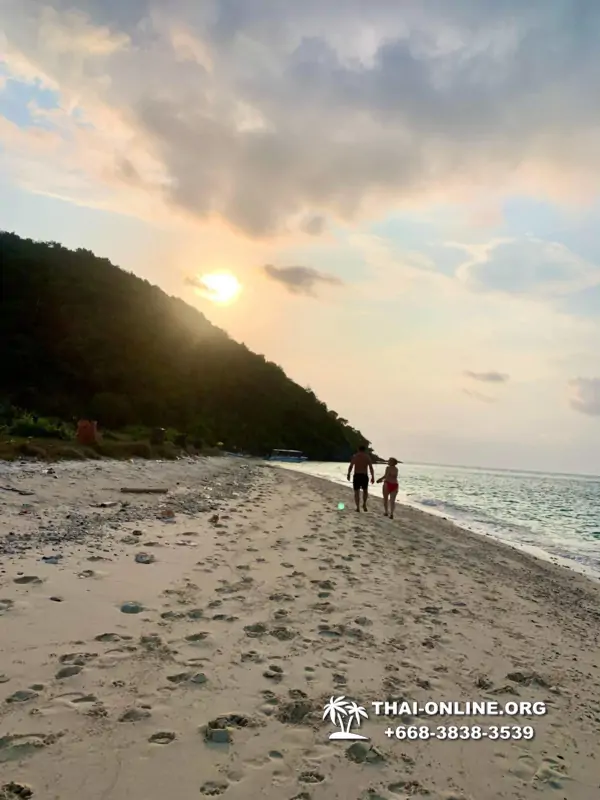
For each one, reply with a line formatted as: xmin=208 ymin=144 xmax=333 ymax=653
xmin=1 ymin=0 xmax=600 ymax=475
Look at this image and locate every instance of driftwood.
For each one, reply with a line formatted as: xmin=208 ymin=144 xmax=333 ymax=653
xmin=0 ymin=485 xmax=35 ymax=496
xmin=120 ymin=487 xmax=169 ymax=494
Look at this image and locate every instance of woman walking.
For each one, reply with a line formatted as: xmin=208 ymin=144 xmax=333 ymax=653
xmin=377 ymin=458 xmax=399 ymax=519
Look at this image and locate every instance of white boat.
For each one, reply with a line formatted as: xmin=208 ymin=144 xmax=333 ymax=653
xmin=266 ymin=449 xmax=308 ymax=463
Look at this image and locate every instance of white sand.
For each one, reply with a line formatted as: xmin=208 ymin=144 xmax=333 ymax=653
xmin=0 ymin=457 xmax=599 ymax=800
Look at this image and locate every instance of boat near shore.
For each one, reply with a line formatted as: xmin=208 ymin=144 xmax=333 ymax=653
xmin=266 ymin=449 xmax=308 ymax=463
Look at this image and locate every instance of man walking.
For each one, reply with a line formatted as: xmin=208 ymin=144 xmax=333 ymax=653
xmin=347 ymin=445 xmax=375 ymax=512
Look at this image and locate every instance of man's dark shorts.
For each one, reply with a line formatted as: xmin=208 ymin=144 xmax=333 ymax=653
xmin=353 ymin=473 xmax=369 ymax=491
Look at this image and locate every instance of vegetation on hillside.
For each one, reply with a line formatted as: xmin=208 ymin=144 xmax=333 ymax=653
xmin=1 ymin=231 xmax=371 ymax=460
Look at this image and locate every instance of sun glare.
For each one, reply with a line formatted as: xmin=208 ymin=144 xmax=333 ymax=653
xmin=197 ymin=272 xmax=242 ymax=305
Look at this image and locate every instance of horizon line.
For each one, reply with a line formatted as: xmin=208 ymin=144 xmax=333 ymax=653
xmin=398 ymin=459 xmax=600 ymax=480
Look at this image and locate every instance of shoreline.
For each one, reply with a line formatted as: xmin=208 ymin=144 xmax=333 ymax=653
xmin=271 ymin=461 xmax=600 ymax=585
xmin=1 ymin=458 xmax=599 ymax=799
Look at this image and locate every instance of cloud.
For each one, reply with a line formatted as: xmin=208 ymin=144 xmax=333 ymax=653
xmin=4 ymin=1 xmax=600 ymax=235
xmin=300 ymin=215 xmax=326 ymax=236
xmin=462 ymin=388 xmax=496 ymax=404
xmin=262 ymin=264 xmax=343 ymax=296
xmin=569 ymin=378 xmax=600 ymax=416
xmin=464 ymin=370 xmax=509 ymax=383
xmin=455 ymin=238 xmax=600 ymax=299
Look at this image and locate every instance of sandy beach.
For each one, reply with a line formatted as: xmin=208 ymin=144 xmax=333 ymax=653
xmin=0 ymin=457 xmax=599 ymax=800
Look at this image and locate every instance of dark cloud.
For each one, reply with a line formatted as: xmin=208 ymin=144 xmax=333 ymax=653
xmin=300 ymin=215 xmax=326 ymax=236
xmin=262 ymin=264 xmax=343 ymax=296
xmin=569 ymin=378 xmax=600 ymax=416
xmin=5 ymin=2 xmax=600 ymax=238
xmin=464 ymin=371 xmax=509 ymax=383
xmin=462 ymin=388 xmax=496 ymax=403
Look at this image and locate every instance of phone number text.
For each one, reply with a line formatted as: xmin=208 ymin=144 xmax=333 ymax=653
xmin=385 ymin=725 xmax=535 ymax=741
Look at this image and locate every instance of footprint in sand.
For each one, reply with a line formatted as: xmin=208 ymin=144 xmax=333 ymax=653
xmin=297 ymin=771 xmax=325 ymax=784
xmin=166 ymin=671 xmax=208 ymax=686
xmin=185 ymin=632 xmax=211 ymax=644
xmin=148 ymin=731 xmax=176 ymax=745
xmin=0 ymin=600 xmax=14 ymax=616
xmin=54 ymin=692 xmax=98 ymax=708
xmin=0 ymin=732 xmax=60 ymax=763
xmin=59 ymin=652 xmax=97 ymax=666
xmin=55 ymin=666 xmax=83 ymax=680
xmin=199 ymin=780 xmax=229 ymax=795
xmin=263 ymin=665 xmax=284 ymax=682
xmin=241 ymin=651 xmax=264 ymax=664
xmin=118 ymin=707 xmax=152 ymax=722
xmin=94 ymin=633 xmax=133 ymax=642
xmin=5 ymin=689 xmax=39 ymax=704
xmin=244 ymin=622 xmax=268 ymax=638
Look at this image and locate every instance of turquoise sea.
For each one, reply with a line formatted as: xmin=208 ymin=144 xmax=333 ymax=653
xmin=275 ymin=461 xmax=600 ymax=581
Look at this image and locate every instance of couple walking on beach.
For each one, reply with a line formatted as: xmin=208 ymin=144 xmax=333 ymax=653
xmin=347 ymin=445 xmax=399 ymax=518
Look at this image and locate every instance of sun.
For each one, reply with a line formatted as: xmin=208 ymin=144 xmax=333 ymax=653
xmin=197 ymin=272 xmax=242 ymax=305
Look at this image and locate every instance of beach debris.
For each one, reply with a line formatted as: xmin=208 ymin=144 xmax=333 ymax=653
xmin=92 ymin=501 xmax=119 ymax=508
xmin=134 ymin=552 xmax=155 ymax=565
xmin=120 ymin=487 xmax=169 ymax=494
xmin=49 ymin=596 xmax=63 ymax=602
xmin=346 ymin=742 xmax=386 ymax=764
xmin=0 ymin=600 xmax=14 ymax=616
xmin=120 ymin=601 xmax=145 ymax=614
xmin=209 ymin=514 xmax=219 ymax=524
xmin=0 ymin=780 xmax=34 ymax=798
xmin=0 ymin=486 xmax=35 ymax=496
xmin=121 ymin=535 xmax=139 ymax=545
xmin=41 ymin=555 xmax=61 ymax=565
xmin=506 ymin=671 xmax=550 ymax=688
xmin=201 ymin=713 xmax=254 ymax=744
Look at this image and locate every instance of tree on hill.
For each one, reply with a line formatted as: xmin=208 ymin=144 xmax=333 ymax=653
xmin=0 ymin=231 xmax=371 ymax=459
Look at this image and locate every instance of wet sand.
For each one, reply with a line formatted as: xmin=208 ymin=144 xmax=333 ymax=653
xmin=0 ymin=457 xmax=599 ymax=800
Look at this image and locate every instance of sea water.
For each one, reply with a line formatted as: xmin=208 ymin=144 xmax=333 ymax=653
xmin=275 ymin=460 xmax=600 ymax=581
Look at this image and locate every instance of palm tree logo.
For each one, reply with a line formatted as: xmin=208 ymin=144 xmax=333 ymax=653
xmin=322 ymin=695 xmax=369 ymax=740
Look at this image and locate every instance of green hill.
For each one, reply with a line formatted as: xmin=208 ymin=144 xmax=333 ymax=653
xmin=0 ymin=231 xmax=370 ymax=459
